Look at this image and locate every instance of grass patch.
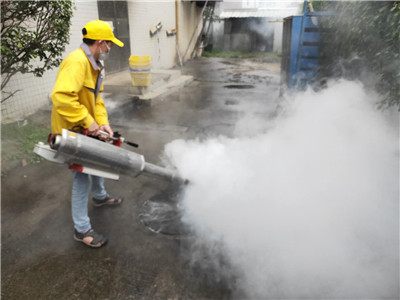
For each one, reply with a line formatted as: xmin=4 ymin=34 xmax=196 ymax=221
xmin=1 ymin=121 xmax=50 ymax=165
xmin=203 ymin=49 xmax=281 ymax=62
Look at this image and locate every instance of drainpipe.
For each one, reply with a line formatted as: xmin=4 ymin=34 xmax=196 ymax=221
xmin=175 ymin=0 xmax=179 ymax=46
xmin=175 ymin=0 xmax=183 ymax=66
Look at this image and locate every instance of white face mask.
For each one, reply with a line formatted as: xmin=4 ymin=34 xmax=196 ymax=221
xmin=99 ymin=42 xmax=111 ymax=61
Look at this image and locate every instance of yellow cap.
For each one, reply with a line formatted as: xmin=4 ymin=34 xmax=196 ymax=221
xmin=82 ymin=20 xmax=124 ymax=47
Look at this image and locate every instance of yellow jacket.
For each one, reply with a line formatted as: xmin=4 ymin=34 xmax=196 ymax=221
xmin=51 ymin=44 xmax=108 ymax=134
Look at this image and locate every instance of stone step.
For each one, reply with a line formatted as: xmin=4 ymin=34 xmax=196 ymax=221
xmin=103 ymin=69 xmax=182 ymax=96
xmin=136 ymin=75 xmax=193 ymax=103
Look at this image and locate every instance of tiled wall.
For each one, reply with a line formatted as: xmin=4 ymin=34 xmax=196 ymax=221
xmin=1 ymin=70 xmax=55 ymax=121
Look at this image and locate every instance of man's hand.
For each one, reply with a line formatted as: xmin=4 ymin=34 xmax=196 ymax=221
xmin=87 ymin=121 xmax=100 ymax=136
xmin=100 ymin=124 xmax=113 ymax=138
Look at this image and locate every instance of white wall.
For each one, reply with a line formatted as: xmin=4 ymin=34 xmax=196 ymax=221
xmin=1 ymin=1 xmax=99 ymax=121
xmin=211 ymin=20 xmax=225 ymax=50
xmin=273 ymin=21 xmax=283 ymax=53
xmin=127 ymin=0 xmax=203 ymax=69
xmin=177 ymin=0 xmax=204 ymax=61
xmin=127 ymin=0 xmax=177 ymax=69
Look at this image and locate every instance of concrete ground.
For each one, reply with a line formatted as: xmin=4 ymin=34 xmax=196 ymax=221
xmin=1 ymin=57 xmax=281 ymax=300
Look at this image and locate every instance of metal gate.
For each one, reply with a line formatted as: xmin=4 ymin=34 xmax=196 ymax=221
xmin=97 ymin=0 xmax=131 ymax=74
xmin=281 ymin=14 xmax=320 ymax=89
xmin=280 ymin=1 xmax=334 ymax=91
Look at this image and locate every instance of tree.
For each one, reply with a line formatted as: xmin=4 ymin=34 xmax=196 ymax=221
xmin=312 ymin=1 xmax=400 ymax=109
xmin=1 ymin=0 xmax=74 ymax=103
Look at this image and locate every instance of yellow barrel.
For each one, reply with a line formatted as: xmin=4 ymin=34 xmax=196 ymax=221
xmin=129 ymin=55 xmax=151 ymax=87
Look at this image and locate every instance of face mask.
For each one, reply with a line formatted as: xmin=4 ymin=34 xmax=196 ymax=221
xmin=99 ymin=42 xmax=111 ymax=61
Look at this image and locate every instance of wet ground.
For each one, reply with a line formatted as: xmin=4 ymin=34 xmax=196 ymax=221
xmin=1 ymin=57 xmax=281 ymax=299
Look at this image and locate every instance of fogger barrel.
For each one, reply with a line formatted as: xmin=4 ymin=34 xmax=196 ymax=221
xmin=34 ymin=129 xmax=183 ymax=182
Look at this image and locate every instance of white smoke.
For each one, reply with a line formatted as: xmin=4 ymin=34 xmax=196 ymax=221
xmin=164 ymin=80 xmax=399 ymax=299
xmin=248 ymin=18 xmax=274 ymax=39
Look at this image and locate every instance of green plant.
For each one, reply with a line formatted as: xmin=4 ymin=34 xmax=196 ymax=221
xmin=312 ymin=1 xmax=400 ymax=109
xmin=1 ymin=0 xmax=74 ymax=103
xmin=1 ymin=121 xmax=50 ymax=165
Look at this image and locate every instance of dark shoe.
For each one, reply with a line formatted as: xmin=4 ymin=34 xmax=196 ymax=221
xmin=92 ymin=194 xmax=124 ymax=207
xmin=73 ymin=229 xmax=108 ymax=248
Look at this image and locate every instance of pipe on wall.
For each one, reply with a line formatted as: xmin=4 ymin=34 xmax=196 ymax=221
xmin=175 ymin=0 xmax=179 ymax=46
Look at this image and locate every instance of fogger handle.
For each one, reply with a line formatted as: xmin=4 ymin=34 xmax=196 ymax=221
xmin=98 ymin=130 xmax=139 ymax=148
xmin=126 ymin=141 xmax=139 ymax=148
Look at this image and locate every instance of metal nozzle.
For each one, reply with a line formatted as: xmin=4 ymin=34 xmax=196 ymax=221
xmin=49 ymin=135 xmax=62 ymax=150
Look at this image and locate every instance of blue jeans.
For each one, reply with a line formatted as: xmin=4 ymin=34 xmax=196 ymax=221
xmin=71 ymin=171 xmax=107 ymax=233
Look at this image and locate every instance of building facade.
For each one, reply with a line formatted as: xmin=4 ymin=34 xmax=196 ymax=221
xmin=2 ymin=0 xmax=204 ymax=121
xmin=211 ymin=0 xmax=302 ymax=54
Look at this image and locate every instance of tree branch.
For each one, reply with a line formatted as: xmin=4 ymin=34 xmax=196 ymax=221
xmin=1 ymin=0 xmax=74 ymax=101
xmin=1 ymin=89 xmax=22 ymax=103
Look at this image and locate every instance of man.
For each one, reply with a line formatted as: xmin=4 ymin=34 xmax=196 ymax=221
xmin=51 ymin=20 xmax=124 ymax=248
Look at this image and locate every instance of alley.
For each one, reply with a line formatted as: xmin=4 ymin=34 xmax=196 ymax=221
xmin=1 ymin=57 xmax=281 ymax=300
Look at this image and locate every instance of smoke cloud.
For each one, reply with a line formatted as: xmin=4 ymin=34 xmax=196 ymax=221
xmin=164 ymin=80 xmax=399 ymax=299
